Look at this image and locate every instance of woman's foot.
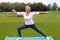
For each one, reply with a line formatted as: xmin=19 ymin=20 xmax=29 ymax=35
xmin=17 ymin=37 xmax=22 ymax=40
xmin=46 ymin=37 xmax=50 ymax=40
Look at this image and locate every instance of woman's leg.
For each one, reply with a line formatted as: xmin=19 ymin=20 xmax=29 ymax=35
xmin=30 ymin=24 xmax=47 ymax=37
xmin=17 ymin=25 xmax=29 ymax=37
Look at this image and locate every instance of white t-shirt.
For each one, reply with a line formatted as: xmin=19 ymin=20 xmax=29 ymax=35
xmin=17 ymin=12 xmax=39 ymax=25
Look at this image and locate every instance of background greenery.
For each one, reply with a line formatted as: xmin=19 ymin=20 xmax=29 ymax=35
xmin=0 ymin=11 xmax=60 ymax=40
xmin=0 ymin=2 xmax=60 ymax=12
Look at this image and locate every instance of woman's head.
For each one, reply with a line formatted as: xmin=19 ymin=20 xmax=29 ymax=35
xmin=25 ymin=6 xmax=31 ymax=12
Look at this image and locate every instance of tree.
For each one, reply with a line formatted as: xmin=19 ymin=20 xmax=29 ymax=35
xmin=52 ymin=2 xmax=57 ymax=11
xmin=0 ymin=2 xmax=48 ymax=12
xmin=47 ymin=3 xmax=51 ymax=11
xmin=58 ymin=7 xmax=60 ymax=11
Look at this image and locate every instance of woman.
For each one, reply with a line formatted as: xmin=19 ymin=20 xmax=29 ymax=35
xmin=10 ymin=6 xmax=49 ymax=40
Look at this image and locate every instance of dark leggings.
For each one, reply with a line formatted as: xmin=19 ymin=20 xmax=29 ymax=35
xmin=17 ymin=24 xmax=46 ymax=37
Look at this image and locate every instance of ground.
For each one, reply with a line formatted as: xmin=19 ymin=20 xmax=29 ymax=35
xmin=0 ymin=11 xmax=60 ymax=40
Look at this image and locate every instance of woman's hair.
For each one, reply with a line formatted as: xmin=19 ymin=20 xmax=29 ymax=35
xmin=25 ymin=6 xmax=31 ymax=10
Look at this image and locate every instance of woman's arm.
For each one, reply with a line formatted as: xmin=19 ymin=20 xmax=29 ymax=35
xmin=8 ymin=12 xmax=24 ymax=16
xmin=8 ymin=9 xmax=17 ymax=14
xmin=39 ymin=12 xmax=48 ymax=14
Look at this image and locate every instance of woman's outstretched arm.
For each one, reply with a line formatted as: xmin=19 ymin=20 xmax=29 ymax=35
xmin=8 ymin=11 xmax=24 ymax=16
xmin=39 ymin=12 xmax=48 ymax=14
xmin=8 ymin=12 xmax=17 ymax=15
xmin=7 ymin=9 xmax=17 ymax=14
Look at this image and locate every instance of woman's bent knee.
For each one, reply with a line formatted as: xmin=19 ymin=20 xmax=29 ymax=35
xmin=17 ymin=27 xmax=21 ymax=31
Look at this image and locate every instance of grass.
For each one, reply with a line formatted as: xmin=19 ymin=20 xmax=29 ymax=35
xmin=0 ymin=11 xmax=60 ymax=40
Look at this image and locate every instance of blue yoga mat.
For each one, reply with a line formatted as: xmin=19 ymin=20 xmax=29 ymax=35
xmin=5 ymin=36 xmax=54 ymax=40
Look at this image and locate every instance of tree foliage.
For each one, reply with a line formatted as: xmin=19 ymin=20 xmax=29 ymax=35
xmin=0 ymin=2 xmax=48 ymax=12
xmin=52 ymin=2 xmax=57 ymax=11
xmin=47 ymin=4 xmax=51 ymax=11
xmin=0 ymin=2 xmax=59 ymax=12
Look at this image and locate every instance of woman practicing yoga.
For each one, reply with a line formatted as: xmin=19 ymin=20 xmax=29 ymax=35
xmin=10 ymin=6 xmax=49 ymax=40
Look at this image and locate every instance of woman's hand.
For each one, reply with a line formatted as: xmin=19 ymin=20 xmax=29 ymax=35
xmin=7 ymin=9 xmax=17 ymax=14
xmin=44 ymin=12 xmax=48 ymax=14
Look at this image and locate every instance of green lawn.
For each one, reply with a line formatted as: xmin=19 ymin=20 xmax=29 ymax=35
xmin=0 ymin=11 xmax=60 ymax=40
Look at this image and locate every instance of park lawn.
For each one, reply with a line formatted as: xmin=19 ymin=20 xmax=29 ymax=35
xmin=0 ymin=11 xmax=60 ymax=40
